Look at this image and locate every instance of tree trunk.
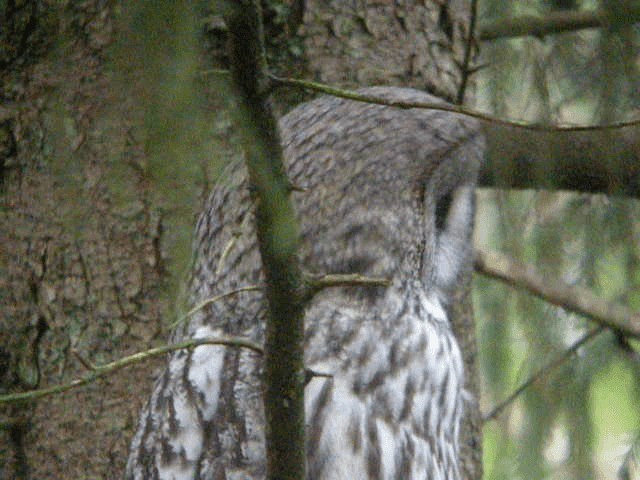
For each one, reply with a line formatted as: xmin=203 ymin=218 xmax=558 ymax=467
xmin=0 ymin=1 xmax=481 ymax=478
xmin=1 ymin=2 xmax=167 ymax=478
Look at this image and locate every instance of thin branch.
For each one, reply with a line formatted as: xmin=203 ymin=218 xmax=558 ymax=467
xmin=0 ymin=336 xmax=263 ymax=405
xmin=1 ymin=276 xmax=346 ymax=408
xmin=204 ymin=68 xmax=640 ymax=199
xmin=480 ymin=6 xmax=640 ymax=41
xmin=71 ymin=349 xmax=96 ymax=371
xmin=456 ymin=0 xmax=479 ymax=105
xmin=172 ymin=285 xmax=262 ymax=327
xmin=216 ymin=232 xmax=241 ymax=274
xmin=475 ymin=248 xmax=640 ymax=339
xmin=482 ymin=326 xmax=605 ymax=422
xmin=199 ymin=68 xmax=230 ymax=77
xmin=268 ymin=73 xmax=640 ymax=132
xmin=304 ymin=368 xmax=333 ymax=386
xmin=201 ymin=69 xmax=640 ymax=132
xmin=216 ymin=211 xmax=253 ymax=275
xmin=304 ymin=273 xmax=390 ymax=299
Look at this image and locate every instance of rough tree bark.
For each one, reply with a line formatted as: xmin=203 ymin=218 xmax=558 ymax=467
xmin=1 ymin=2 xmax=166 ymax=478
xmin=0 ymin=1 xmax=481 ymax=478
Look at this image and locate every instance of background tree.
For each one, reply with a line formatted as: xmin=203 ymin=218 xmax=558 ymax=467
xmin=476 ymin=2 xmax=640 ymax=479
xmin=0 ymin=0 xmax=638 ymax=479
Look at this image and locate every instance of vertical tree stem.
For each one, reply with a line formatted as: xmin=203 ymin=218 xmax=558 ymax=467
xmin=226 ymin=2 xmax=306 ymax=479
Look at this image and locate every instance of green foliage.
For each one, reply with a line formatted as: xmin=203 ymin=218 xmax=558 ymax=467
xmin=476 ymin=2 xmax=640 ymax=478
xmin=111 ymin=1 xmax=232 ymax=307
xmin=104 ymin=1 xmax=307 ymax=308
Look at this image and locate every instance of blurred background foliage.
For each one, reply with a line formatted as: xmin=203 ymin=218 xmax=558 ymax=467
xmin=474 ymin=0 xmax=640 ymax=479
xmin=93 ymin=0 xmax=639 ymax=478
xmin=110 ymin=1 xmax=235 ymax=303
xmin=108 ymin=0 xmax=306 ymax=302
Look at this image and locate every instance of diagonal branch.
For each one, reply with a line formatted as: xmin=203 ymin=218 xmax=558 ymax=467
xmin=482 ymin=326 xmax=605 ymax=422
xmin=202 ymin=69 xmax=640 ymax=133
xmin=475 ymin=248 xmax=640 ymax=338
xmin=0 ymin=336 xmax=263 ymax=405
xmin=0 ymin=271 xmax=392 ymax=407
xmin=268 ymin=73 xmax=640 ymax=132
xmin=172 ymin=285 xmax=262 ymax=327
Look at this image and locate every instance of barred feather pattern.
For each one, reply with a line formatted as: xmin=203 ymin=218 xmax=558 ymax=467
xmin=126 ymin=87 xmax=484 ymax=479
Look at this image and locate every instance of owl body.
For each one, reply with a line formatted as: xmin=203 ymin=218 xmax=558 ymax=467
xmin=126 ymin=87 xmax=483 ymax=479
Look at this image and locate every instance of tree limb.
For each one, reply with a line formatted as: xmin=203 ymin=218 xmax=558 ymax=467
xmin=479 ymin=6 xmax=640 ymax=41
xmin=480 ymin=123 xmax=640 ymax=198
xmin=226 ymin=2 xmax=306 ymax=478
xmin=0 ymin=337 xmax=263 ymax=405
xmin=475 ymin=248 xmax=640 ymax=338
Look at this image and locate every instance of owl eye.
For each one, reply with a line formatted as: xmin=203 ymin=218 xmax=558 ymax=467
xmin=433 ymin=185 xmax=475 ymax=296
xmin=435 ymin=190 xmax=454 ymax=232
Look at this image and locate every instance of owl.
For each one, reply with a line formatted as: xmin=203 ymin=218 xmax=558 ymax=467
xmin=126 ymin=87 xmax=483 ymax=479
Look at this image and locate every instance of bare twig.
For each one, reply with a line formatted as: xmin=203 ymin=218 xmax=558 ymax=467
xmin=173 ymin=285 xmax=262 ymax=327
xmin=199 ymin=68 xmax=230 ymax=77
xmin=202 ymin=68 xmax=640 ymax=199
xmin=479 ymin=6 xmax=640 ymax=41
xmin=1 ymin=272 xmax=388 ymax=406
xmin=304 ymin=273 xmax=390 ymax=299
xmin=0 ymin=336 xmax=263 ymax=405
xmin=216 ymin=212 xmax=253 ymax=275
xmin=287 ymin=181 xmax=308 ymax=193
xmin=268 ymin=73 xmax=640 ymax=132
xmin=304 ymin=368 xmax=333 ymax=386
xmin=456 ymin=0 xmax=479 ymax=105
xmin=71 ymin=349 xmax=96 ymax=371
xmin=482 ymin=326 xmax=604 ymax=422
xmin=475 ymin=248 xmax=640 ymax=338
xmin=201 ymin=69 xmax=640 ymax=132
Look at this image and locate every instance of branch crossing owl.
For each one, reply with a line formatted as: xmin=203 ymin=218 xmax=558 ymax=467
xmin=126 ymin=87 xmax=484 ymax=479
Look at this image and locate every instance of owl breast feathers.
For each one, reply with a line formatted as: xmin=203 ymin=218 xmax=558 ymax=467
xmin=126 ymin=87 xmax=484 ymax=480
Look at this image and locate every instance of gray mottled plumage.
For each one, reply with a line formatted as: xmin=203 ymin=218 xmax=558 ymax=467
xmin=126 ymin=87 xmax=484 ymax=479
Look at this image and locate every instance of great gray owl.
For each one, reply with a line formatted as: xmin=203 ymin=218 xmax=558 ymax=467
xmin=126 ymin=87 xmax=483 ymax=479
